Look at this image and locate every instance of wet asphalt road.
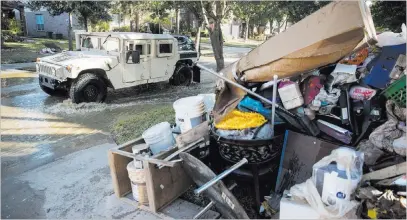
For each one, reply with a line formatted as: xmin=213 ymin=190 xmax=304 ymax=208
xmin=0 ymin=54 xmax=246 ymax=178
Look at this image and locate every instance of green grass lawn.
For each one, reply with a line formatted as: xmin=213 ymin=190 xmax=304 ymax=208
xmin=1 ymin=38 xmax=75 ymax=64
xmin=110 ymin=104 xmax=175 ymax=144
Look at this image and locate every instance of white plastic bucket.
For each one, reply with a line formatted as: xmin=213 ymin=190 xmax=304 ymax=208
xmin=198 ymin=93 xmax=216 ymax=118
xmin=142 ymin=122 xmax=175 ymax=155
xmin=173 ymin=96 xmax=207 ymax=133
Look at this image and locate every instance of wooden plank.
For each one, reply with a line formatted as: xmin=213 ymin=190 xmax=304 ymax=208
xmin=108 ymin=147 xmax=133 ymax=197
xmin=118 ymin=137 xmax=145 ymax=149
xmin=176 ymin=121 xmax=209 ymax=148
xmin=362 ymin=162 xmax=407 ymax=181
xmin=144 ymin=160 xmax=193 ymax=213
xmin=110 ymin=148 xmax=176 ymax=167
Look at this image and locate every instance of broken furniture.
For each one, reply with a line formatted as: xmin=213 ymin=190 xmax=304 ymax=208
xmin=180 ymin=152 xmax=249 ymax=219
xmin=108 ymin=137 xmax=219 ymax=219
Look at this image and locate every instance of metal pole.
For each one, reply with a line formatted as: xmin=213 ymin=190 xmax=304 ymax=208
xmin=193 ymin=183 xmax=238 ymax=219
xmin=196 ymin=63 xmax=279 ymax=108
xmin=194 ymin=158 xmax=248 ymax=195
xmin=271 ymin=75 xmax=278 ymax=131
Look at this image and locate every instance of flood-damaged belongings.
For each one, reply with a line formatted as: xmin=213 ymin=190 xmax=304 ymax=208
xmin=376 ymin=23 xmax=406 ymax=48
xmin=173 ymin=96 xmax=208 ymax=133
xmin=357 ymin=187 xmax=406 ymax=219
xmin=39 ymin=47 xmax=56 ymax=54
xmin=179 ymin=152 xmax=250 ymax=219
xmin=382 ymin=74 xmax=406 ymax=108
xmin=142 ymin=122 xmax=175 ymax=155
xmin=301 ymin=75 xmax=324 ymax=105
xmin=282 ymin=147 xmax=363 ymax=219
xmin=325 ymin=64 xmax=358 ymax=91
xmin=358 ymin=100 xmax=406 ymax=164
xmin=275 ymin=130 xmax=340 ymax=194
xmin=340 ymin=47 xmax=370 ymax=66
xmin=213 ymin=1 xmax=377 ymax=122
xmin=317 ymin=120 xmax=353 ymax=144
xmin=349 ymin=86 xmax=377 ymax=100
xmin=237 ymin=96 xmax=283 ymax=123
xmin=363 ymin=43 xmax=406 ymax=89
xmin=278 ymin=80 xmax=304 ymax=110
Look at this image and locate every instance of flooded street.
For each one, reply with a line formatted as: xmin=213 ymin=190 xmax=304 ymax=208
xmin=1 ymin=56 xmax=242 ymax=177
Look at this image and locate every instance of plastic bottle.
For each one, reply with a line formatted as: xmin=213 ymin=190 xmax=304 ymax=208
xmin=313 ymin=147 xmax=363 ymax=205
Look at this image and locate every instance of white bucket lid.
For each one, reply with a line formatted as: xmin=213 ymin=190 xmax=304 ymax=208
xmin=142 ymin=122 xmax=171 ymax=140
xmin=173 ymin=96 xmax=204 ymax=111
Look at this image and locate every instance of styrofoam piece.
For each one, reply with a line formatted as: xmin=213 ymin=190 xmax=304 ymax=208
xmin=280 ymin=196 xmax=320 ymax=219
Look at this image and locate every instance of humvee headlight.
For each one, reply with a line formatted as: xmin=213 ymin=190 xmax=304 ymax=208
xmin=36 ymin=57 xmax=41 ymax=62
xmin=65 ymin=65 xmax=72 ymax=72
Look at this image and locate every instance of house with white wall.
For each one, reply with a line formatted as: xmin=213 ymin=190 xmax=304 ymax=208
xmin=24 ymin=7 xmax=83 ymax=39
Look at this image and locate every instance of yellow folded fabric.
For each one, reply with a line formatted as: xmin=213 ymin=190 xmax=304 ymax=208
xmin=215 ymin=110 xmax=267 ymax=130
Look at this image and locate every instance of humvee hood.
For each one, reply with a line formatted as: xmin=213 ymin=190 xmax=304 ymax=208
xmin=40 ymin=51 xmax=119 ymax=68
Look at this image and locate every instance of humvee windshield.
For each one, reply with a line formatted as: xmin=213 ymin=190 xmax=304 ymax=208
xmin=81 ymin=36 xmax=119 ymax=52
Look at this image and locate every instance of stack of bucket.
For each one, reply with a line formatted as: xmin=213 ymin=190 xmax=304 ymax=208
xmin=126 ymin=161 xmax=148 ymax=204
xmin=142 ymin=122 xmax=175 ymax=155
xmin=173 ymin=96 xmax=208 ymax=133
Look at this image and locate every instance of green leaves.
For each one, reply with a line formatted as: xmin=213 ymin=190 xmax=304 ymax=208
xmin=371 ymin=1 xmax=406 ymax=32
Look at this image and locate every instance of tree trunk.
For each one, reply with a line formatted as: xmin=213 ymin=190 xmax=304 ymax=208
xmin=83 ymin=16 xmax=88 ymax=32
xmin=269 ymin=18 xmax=274 ymax=34
xmin=68 ymin=12 xmax=73 ymax=51
xmin=135 ymin=13 xmax=140 ymax=32
xmin=209 ymin=20 xmax=224 ymax=71
xmin=244 ymin=18 xmax=249 ymax=41
xmin=175 ymin=7 xmax=180 ymax=34
xmin=284 ymin=18 xmax=288 ymax=30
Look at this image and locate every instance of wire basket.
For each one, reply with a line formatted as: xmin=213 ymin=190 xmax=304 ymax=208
xmin=382 ymin=75 xmax=406 ymax=107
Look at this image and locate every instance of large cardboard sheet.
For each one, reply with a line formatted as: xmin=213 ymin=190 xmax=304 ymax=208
xmin=213 ymin=0 xmax=376 ymax=122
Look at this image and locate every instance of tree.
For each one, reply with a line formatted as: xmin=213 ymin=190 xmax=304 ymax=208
xmin=200 ymin=0 xmax=232 ymax=71
xmin=371 ymin=0 xmax=406 ymax=32
xmin=232 ymin=1 xmax=259 ymax=40
xmin=277 ymin=1 xmax=330 ymax=24
xmin=28 ymin=1 xmax=111 ymax=50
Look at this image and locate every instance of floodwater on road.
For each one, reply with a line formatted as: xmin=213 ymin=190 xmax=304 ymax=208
xmin=1 ymin=56 xmax=240 ymax=178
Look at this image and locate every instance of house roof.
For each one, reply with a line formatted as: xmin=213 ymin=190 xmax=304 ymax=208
xmin=83 ymin=32 xmax=175 ymax=40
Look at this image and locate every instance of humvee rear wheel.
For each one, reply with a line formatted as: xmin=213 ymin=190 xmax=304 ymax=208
xmin=69 ymin=73 xmax=107 ymax=104
xmin=170 ymin=64 xmax=192 ymax=86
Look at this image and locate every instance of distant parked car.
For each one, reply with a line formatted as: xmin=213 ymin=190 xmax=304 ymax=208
xmin=173 ymin=35 xmax=196 ymax=52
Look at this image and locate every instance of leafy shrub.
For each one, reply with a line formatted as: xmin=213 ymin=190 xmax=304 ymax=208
xmin=1 ymin=30 xmax=22 ymax=42
xmin=91 ymin=21 xmax=110 ymax=32
xmin=112 ymin=26 xmax=131 ymax=32
xmin=8 ymin=19 xmax=22 ymax=35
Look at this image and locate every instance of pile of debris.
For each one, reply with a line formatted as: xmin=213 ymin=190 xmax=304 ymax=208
xmin=116 ymin=1 xmax=406 ymax=219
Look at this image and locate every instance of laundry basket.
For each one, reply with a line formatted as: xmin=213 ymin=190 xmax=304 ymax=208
xmin=382 ymin=75 xmax=406 ymax=107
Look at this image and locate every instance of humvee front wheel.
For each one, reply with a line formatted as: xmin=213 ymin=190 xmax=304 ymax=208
xmin=69 ymin=73 xmax=107 ymax=104
xmin=170 ymin=64 xmax=192 ymax=86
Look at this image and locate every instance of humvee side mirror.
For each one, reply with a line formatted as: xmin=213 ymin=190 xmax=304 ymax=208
xmin=126 ymin=50 xmax=140 ymax=64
